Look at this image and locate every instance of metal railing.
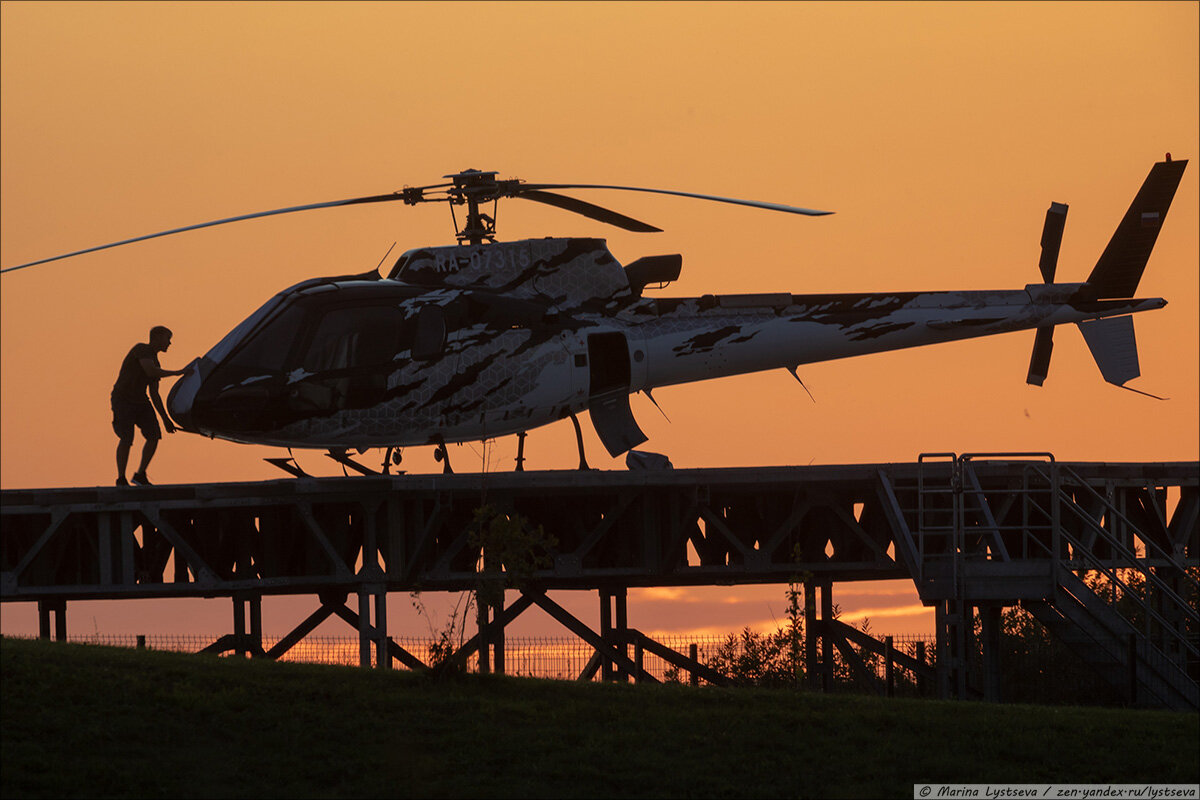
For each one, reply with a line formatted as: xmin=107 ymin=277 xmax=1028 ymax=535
xmin=915 ymin=452 xmax=1059 ymax=588
xmin=915 ymin=454 xmax=1197 ymax=670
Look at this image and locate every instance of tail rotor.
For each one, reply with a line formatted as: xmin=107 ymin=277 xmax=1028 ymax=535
xmin=1026 ymin=201 xmax=1068 ymax=386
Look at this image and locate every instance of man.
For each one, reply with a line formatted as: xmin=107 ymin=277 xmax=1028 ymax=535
xmin=112 ymin=326 xmax=191 ymax=486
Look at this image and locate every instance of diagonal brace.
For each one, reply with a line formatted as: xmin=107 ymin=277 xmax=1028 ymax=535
xmin=140 ymin=509 xmax=219 ymax=585
xmin=527 ymin=591 xmax=653 ymax=682
xmin=328 ymin=600 xmax=428 ymax=671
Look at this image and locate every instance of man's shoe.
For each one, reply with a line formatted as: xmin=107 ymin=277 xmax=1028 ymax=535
xmin=116 ymin=477 xmax=130 ymax=487
xmin=131 ymin=472 xmax=152 ymax=486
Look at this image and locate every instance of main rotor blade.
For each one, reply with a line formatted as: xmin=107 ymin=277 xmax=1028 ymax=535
xmin=1 ymin=192 xmax=407 ymax=274
xmin=521 ymin=183 xmax=834 ymax=217
xmin=516 ymin=190 xmax=662 ymax=232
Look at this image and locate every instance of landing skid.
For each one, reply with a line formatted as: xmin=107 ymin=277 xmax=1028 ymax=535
xmin=264 ymin=446 xmax=405 ymax=478
xmin=325 ymin=449 xmax=383 ymax=476
xmin=260 ymin=423 xmax=593 ymax=478
xmin=263 ymin=456 xmax=308 ymax=478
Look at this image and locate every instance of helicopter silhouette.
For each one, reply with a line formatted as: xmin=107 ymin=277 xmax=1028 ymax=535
xmin=1 ymin=161 xmax=1188 ymax=475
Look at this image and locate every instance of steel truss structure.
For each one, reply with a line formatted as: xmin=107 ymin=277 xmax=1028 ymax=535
xmin=2 ymin=455 xmax=1196 ymax=707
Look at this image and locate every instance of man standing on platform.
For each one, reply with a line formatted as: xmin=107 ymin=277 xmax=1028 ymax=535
xmin=111 ymin=325 xmax=191 ymax=486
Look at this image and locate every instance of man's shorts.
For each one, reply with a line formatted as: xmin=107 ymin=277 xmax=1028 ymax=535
xmin=111 ymin=399 xmax=161 ymax=441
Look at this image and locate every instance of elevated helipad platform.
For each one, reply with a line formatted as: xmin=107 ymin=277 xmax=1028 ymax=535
xmin=3 ymin=456 xmax=1197 ymax=707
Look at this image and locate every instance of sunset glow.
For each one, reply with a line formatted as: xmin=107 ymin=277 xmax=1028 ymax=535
xmin=2 ymin=2 xmax=1196 ymax=642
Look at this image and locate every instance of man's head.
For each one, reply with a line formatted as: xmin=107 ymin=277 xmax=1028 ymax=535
xmin=149 ymin=325 xmax=173 ymax=353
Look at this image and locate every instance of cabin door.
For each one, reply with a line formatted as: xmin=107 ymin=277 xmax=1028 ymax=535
xmin=586 ymin=332 xmax=646 ymax=457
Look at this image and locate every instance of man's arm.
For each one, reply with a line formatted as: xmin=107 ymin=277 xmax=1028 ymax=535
xmin=148 ymin=382 xmax=177 ymax=434
xmin=139 ymin=357 xmax=190 ymax=379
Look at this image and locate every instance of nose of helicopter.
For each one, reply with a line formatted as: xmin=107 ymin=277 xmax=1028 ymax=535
xmin=166 ymin=357 xmax=207 ymax=432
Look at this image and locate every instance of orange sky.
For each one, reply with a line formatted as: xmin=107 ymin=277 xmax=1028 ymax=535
xmin=2 ymin=1 xmax=1197 ymax=643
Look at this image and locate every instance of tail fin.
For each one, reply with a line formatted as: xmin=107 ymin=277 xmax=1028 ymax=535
xmin=1085 ymin=158 xmax=1187 ymax=298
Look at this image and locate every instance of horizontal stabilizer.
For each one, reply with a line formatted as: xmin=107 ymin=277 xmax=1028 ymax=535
xmin=1077 ymin=315 xmax=1139 ymax=386
xmin=1085 ymin=159 xmax=1187 ymax=298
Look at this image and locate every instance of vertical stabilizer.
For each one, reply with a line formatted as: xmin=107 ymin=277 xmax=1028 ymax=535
xmin=1085 ymin=159 xmax=1187 ymax=298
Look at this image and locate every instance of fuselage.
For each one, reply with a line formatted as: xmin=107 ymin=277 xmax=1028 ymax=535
xmin=167 ymin=238 xmax=1164 ymax=453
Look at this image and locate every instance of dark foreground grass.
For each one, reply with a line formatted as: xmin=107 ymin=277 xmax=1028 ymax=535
xmin=2 ymin=636 xmax=1197 ymax=798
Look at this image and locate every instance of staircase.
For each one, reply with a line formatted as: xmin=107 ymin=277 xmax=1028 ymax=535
xmin=891 ymin=453 xmax=1198 ymax=710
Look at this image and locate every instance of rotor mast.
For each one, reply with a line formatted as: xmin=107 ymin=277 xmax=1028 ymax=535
xmin=447 ymin=169 xmax=508 ymax=245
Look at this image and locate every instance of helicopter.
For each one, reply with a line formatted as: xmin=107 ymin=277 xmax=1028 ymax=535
xmin=1 ymin=159 xmax=1188 ymax=475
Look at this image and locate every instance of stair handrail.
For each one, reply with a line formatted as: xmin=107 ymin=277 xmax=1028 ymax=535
xmin=958 ymin=453 xmax=1058 ymax=579
xmin=1025 ymin=463 xmax=1199 ymax=625
xmin=991 ymin=460 xmax=1198 ymax=663
xmin=1057 ymin=463 xmax=1198 ymax=577
xmin=1053 ymin=523 xmax=1199 ymax=661
xmin=1052 ymin=496 xmax=1198 ymax=627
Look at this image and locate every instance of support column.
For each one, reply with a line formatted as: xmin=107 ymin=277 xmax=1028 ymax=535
xmin=980 ymin=605 xmax=1002 ymax=703
xmin=820 ymin=579 xmax=834 ymax=692
xmin=37 ymin=599 xmax=67 ymax=641
xmin=885 ymin=636 xmax=895 ymax=698
xmin=614 ymin=587 xmax=628 ymax=681
xmin=961 ymin=603 xmax=975 ymax=700
xmin=915 ymin=641 xmax=928 ymax=696
xmin=935 ymin=602 xmax=951 ymax=700
xmin=599 ymin=588 xmax=613 ymax=681
xmin=232 ymin=592 xmax=263 ymax=658
xmin=374 ymin=589 xmax=390 ymax=670
xmin=475 ymin=592 xmax=507 ymax=675
xmin=935 ymin=598 xmax=970 ymax=700
xmin=804 ymin=582 xmax=818 ymax=690
xmin=494 ymin=594 xmax=505 ymax=675
xmin=361 ymin=502 xmax=389 ymax=670
xmin=931 ymin=597 xmax=950 ymax=695
xmin=597 ymin=588 xmax=630 ymax=681
xmin=357 ymin=587 xmax=387 ymax=668
xmin=476 ymin=597 xmax=490 ymax=675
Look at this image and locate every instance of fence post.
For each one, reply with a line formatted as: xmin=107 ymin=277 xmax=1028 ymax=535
xmin=689 ymin=643 xmax=699 ymax=687
xmin=137 ymin=635 xmax=146 ymax=650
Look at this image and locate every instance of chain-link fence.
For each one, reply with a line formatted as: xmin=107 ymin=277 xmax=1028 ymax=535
xmin=12 ymin=624 xmax=1189 ymax=706
xmin=9 ymin=630 xmax=936 ymax=688
xmin=33 ymin=633 xmax=732 ymax=681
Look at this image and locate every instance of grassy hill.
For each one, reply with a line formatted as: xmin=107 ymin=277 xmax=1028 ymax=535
xmin=2 ymin=636 xmax=1196 ymax=798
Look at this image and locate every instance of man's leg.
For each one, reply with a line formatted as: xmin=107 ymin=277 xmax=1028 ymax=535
xmin=116 ymin=436 xmax=133 ymax=482
xmin=131 ymin=402 xmax=162 ymax=484
xmin=136 ymin=437 xmax=158 ymax=475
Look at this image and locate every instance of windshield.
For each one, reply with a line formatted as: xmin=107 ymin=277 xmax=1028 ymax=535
xmin=301 ymin=305 xmax=405 ymax=372
xmin=203 ymin=294 xmax=287 ymax=368
xmin=227 ymin=305 xmax=307 ymax=373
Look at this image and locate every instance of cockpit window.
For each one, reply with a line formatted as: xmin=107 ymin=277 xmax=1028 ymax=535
xmin=223 ymin=304 xmax=306 ymax=373
xmin=301 ymin=305 xmax=405 ymax=372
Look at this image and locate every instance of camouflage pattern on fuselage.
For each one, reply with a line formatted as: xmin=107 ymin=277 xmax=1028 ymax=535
xmin=168 ymin=237 xmax=1165 ymax=452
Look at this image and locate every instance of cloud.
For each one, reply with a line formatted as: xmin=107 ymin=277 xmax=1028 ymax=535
xmin=837 ymin=603 xmax=932 ymax=623
xmin=633 ymin=587 xmax=695 ymax=602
